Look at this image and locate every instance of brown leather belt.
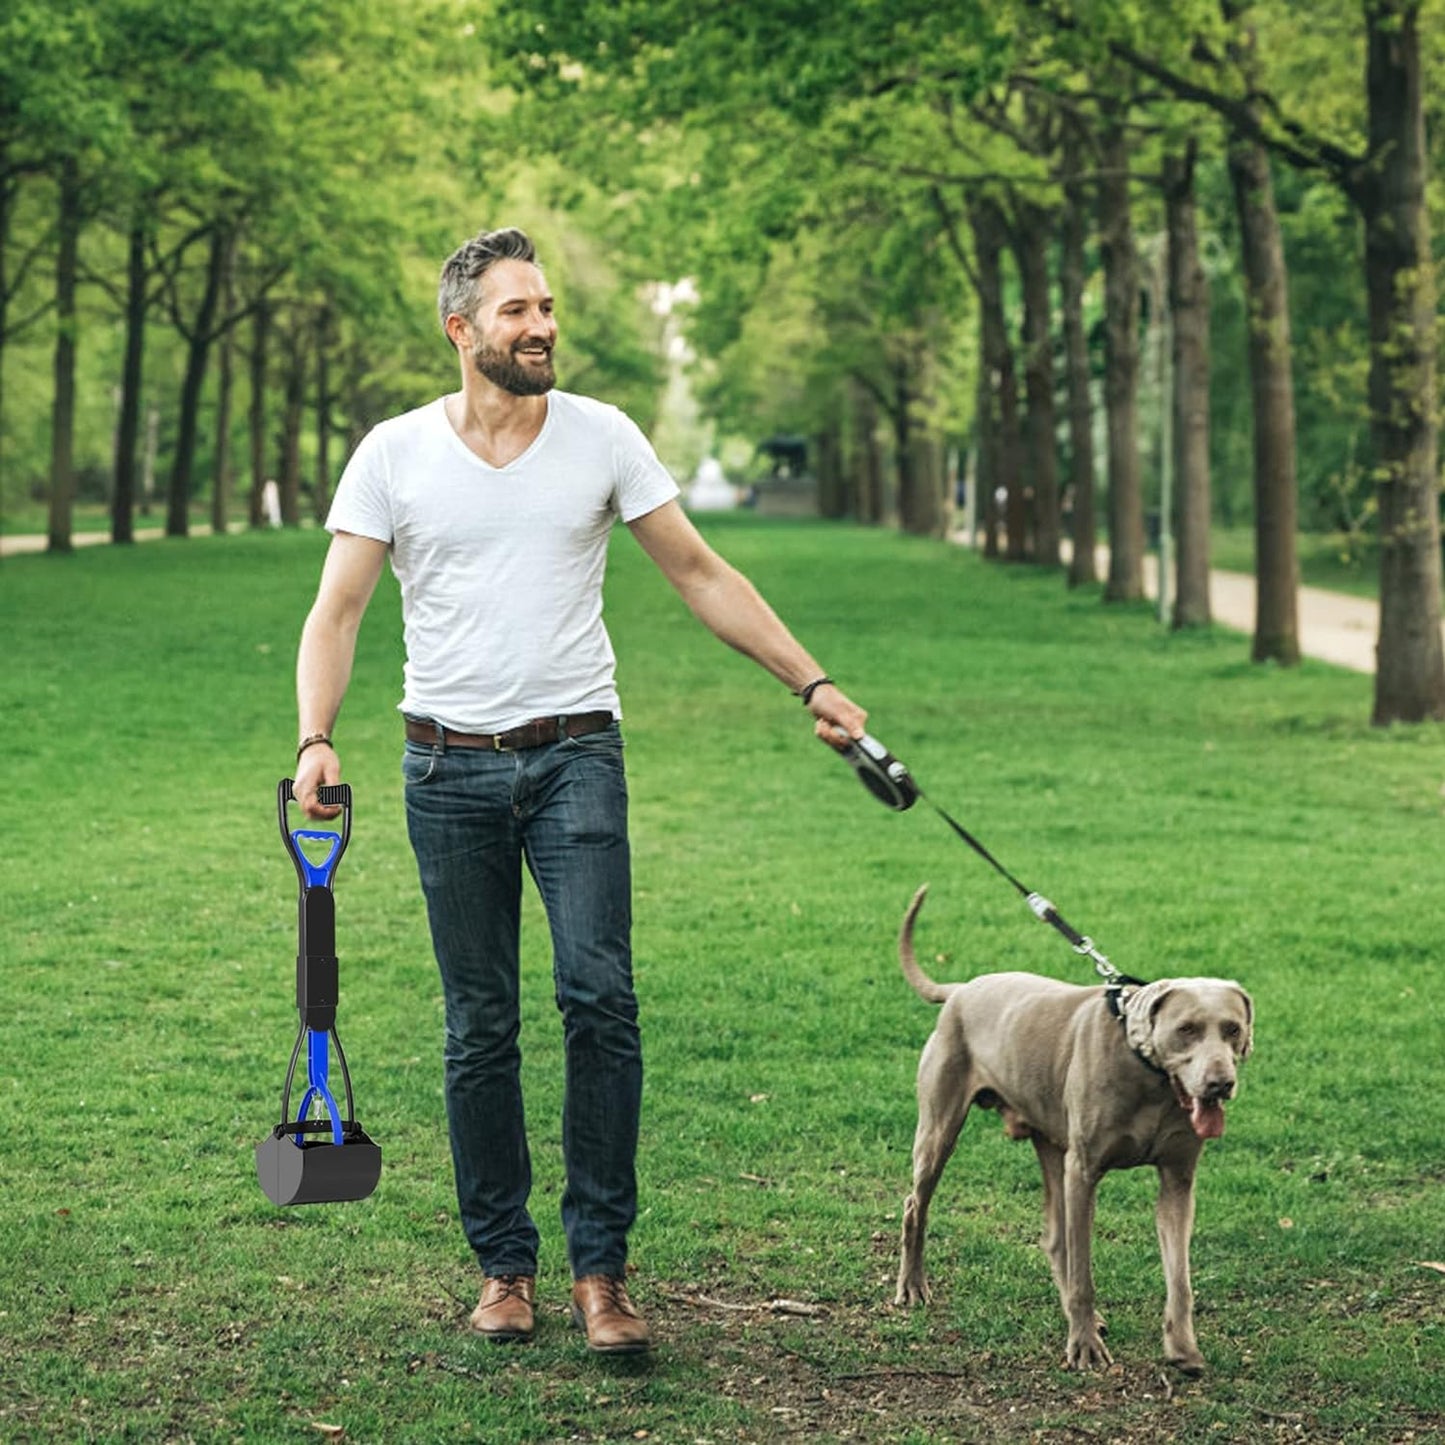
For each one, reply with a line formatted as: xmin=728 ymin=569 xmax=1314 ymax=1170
xmin=405 ymin=712 xmax=614 ymax=752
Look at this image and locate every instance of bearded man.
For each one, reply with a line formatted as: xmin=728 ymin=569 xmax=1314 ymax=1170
xmin=291 ymin=227 xmax=866 ymax=1354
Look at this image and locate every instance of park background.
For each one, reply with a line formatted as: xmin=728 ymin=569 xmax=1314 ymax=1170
xmin=2 ymin=1 xmax=1444 ymax=1441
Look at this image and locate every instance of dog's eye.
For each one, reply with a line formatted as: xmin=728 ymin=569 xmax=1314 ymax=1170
xmin=1221 ymin=1022 xmax=1241 ymax=1041
xmin=1175 ymin=1021 xmax=1200 ymax=1040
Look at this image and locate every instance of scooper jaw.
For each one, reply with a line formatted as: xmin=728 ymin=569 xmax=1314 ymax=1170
xmin=255 ymin=780 xmax=381 ymax=1206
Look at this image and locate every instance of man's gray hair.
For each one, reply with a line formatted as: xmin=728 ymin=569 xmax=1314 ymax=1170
xmin=437 ymin=227 xmax=539 ymax=333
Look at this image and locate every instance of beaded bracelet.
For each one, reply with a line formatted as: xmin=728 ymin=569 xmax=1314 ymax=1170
xmin=296 ymin=732 xmax=333 ymax=762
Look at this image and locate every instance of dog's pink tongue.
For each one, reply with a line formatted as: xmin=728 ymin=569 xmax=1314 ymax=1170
xmin=1190 ymin=1097 xmax=1226 ymax=1139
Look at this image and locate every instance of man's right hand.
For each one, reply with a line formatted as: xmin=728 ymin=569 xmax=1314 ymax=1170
xmin=294 ymin=742 xmax=342 ymax=820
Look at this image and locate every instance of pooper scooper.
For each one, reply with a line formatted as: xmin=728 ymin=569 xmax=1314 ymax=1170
xmin=254 ymin=779 xmax=382 ymax=1205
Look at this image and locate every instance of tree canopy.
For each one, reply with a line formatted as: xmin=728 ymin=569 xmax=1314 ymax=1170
xmin=4 ymin=0 xmax=1444 ymax=723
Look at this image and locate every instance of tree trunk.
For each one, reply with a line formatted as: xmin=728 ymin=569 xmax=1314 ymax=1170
xmin=1097 ymin=103 xmax=1145 ymax=601
xmin=141 ymin=405 xmax=158 ymax=515
xmin=313 ymin=306 xmax=333 ymax=524
xmin=851 ymin=384 xmax=884 ymax=525
xmin=0 ymin=172 xmax=12 ymax=532
xmin=1013 ymin=200 xmax=1061 ymax=566
xmin=974 ymin=322 xmax=1000 ymax=558
xmin=1229 ymin=134 xmax=1300 ymax=664
xmin=211 ymin=323 xmax=234 ymax=535
xmin=277 ymin=321 xmax=306 ymax=526
xmin=111 ymin=217 xmax=148 ymax=545
xmin=209 ymin=237 xmax=237 ymax=535
xmin=1361 ymin=0 xmax=1445 ymax=722
xmin=47 ymin=159 xmax=81 ymax=555
xmin=971 ymin=197 xmax=1024 ymax=559
xmin=891 ymin=362 xmax=919 ymax=533
xmin=166 ymin=227 xmax=228 ymax=538
xmin=1164 ymin=145 xmax=1212 ymax=629
xmin=1060 ymin=150 xmax=1098 ymax=588
xmin=815 ymin=416 xmax=846 ymax=519
xmin=248 ymin=300 xmax=270 ymax=528
xmin=902 ymin=432 xmax=944 ymax=537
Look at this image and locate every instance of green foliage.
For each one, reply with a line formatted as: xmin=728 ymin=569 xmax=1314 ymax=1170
xmin=5 ymin=0 xmax=1445 ymax=558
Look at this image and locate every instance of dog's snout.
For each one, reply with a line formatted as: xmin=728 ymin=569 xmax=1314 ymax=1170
xmin=1199 ymin=1076 xmax=1235 ymax=1104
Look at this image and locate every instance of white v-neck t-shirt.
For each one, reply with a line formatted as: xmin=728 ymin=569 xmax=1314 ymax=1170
xmin=326 ymin=391 xmax=679 ymax=733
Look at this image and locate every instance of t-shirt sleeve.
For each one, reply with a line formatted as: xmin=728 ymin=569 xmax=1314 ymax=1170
xmin=609 ymin=409 xmax=680 ymax=523
xmin=325 ymin=426 xmax=394 ymax=543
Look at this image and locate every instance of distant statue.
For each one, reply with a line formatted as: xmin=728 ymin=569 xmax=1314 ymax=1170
xmin=686 ymin=457 xmax=738 ymax=512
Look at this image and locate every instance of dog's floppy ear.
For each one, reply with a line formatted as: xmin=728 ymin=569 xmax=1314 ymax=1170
xmin=1231 ymin=985 xmax=1255 ymax=1059
xmin=1121 ymin=980 xmax=1174 ymax=1066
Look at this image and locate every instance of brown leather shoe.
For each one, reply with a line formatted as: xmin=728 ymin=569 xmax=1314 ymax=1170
xmin=468 ymin=1274 xmax=535 ymax=1343
xmin=570 ymin=1274 xmax=652 ymax=1354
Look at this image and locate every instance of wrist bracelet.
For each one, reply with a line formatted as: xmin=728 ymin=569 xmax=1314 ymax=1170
xmin=798 ymin=676 xmax=834 ymax=706
xmin=296 ymin=732 xmax=333 ymax=762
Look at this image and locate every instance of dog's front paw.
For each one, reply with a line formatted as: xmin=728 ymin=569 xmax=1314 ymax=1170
xmin=1064 ymin=1329 xmax=1114 ymax=1371
xmin=1166 ymin=1347 xmax=1205 ymax=1377
xmin=894 ymin=1273 xmax=930 ymax=1307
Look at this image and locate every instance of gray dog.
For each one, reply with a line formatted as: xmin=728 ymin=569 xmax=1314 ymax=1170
xmin=893 ymin=885 xmax=1254 ymax=1373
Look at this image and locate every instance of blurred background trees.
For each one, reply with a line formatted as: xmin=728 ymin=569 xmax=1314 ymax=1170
xmin=2 ymin=0 xmax=1442 ymax=721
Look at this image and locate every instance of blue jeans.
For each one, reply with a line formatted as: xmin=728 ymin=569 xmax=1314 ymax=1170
xmin=402 ymin=722 xmax=640 ymax=1279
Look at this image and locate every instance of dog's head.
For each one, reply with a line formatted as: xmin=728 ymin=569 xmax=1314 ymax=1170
xmin=1123 ymin=978 xmax=1254 ymax=1140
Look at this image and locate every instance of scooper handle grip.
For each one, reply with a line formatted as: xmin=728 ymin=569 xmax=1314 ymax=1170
xmin=278 ymin=779 xmax=352 ymax=889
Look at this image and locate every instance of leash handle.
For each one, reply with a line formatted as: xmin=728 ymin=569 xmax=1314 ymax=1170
xmin=834 ymin=730 xmax=920 ymax=811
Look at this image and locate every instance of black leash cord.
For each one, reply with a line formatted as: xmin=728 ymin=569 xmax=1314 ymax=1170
xmin=836 ymin=730 xmax=1139 ymax=989
xmin=912 ymin=783 xmax=1133 ymax=987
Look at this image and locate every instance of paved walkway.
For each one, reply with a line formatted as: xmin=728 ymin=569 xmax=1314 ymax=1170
xmin=6 ymin=524 xmax=1383 ymax=675
xmin=2 ymin=528 xmax=168 ymax=556
xmin=955 ymin=536 xmax=1383 ymax=675
xmin=1132 ymin=551 xmax=1379 ymax=676
xmin=1196 ymin=568 xmax=1377 ymax=674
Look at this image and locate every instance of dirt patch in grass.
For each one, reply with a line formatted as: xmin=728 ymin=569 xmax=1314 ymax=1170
xmin=504 ymin=1286 xmax=1297 ymax=1444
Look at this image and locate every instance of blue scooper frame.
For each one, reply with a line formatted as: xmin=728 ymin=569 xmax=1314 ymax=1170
xmin=254 ymin=780 xmax=382 ymax=1206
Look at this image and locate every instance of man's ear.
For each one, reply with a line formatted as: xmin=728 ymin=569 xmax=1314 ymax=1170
xmin=444 ymin=312 xmax=471 ymax=351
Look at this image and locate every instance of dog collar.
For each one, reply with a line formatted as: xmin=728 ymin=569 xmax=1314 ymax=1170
xmin=1105 ymin=981 xmax=1172 ymax=1080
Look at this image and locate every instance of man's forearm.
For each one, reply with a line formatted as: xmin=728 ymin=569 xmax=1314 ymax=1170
xmin=296 ymin=607 xmax=360 ymax=741
xmin=677 ymin=562 xmax=827 ymax=693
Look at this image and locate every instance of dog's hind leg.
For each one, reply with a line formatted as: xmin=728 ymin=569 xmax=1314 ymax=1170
xmin=896 ymin=1031 xmax=973 ymax=1307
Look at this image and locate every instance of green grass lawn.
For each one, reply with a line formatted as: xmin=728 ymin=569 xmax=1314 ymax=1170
xmin=2 ymin=520 xmax=1442 ymax=1443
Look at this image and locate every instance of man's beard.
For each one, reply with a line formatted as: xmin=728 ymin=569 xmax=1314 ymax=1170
xmin=471 ymin=339 xmax=555 ymax=396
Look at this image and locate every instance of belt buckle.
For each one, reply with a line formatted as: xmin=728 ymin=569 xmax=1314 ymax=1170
xmin=492 ymin=730 xmax=514 ymax=752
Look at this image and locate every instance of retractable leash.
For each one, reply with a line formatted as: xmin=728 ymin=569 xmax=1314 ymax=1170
xmin=836 ymin=732 xmax=1143 ymax=992
xmin=254 ymin=780 xmax=382 ymax=1206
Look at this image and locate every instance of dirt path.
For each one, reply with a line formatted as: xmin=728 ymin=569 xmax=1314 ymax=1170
xmin=2 ymin=528 xmax=168 ymax=556
xmin=1054 ymin=542 xmax=1381 ymax=675
xmin=1139 ymin=554 xmax=1379 ymax=675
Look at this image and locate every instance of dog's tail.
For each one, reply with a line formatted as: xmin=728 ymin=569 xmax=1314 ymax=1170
xmin=899 ymin=884 xmax=954 ymax=1004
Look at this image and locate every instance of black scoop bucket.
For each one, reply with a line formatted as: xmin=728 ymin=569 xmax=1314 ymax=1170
xmin=255 ymin=780 xmax=382 ymax=1206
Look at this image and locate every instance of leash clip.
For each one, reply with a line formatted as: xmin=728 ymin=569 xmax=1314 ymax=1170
xmin=1077 ymin=939 xmax=1123 ymax=986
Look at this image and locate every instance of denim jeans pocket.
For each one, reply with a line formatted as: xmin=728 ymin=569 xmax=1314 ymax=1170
xmin=402 ymin=741 xmax=442 ymax=786
xmin=561 ymin=722 xmax=624 ymax=757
